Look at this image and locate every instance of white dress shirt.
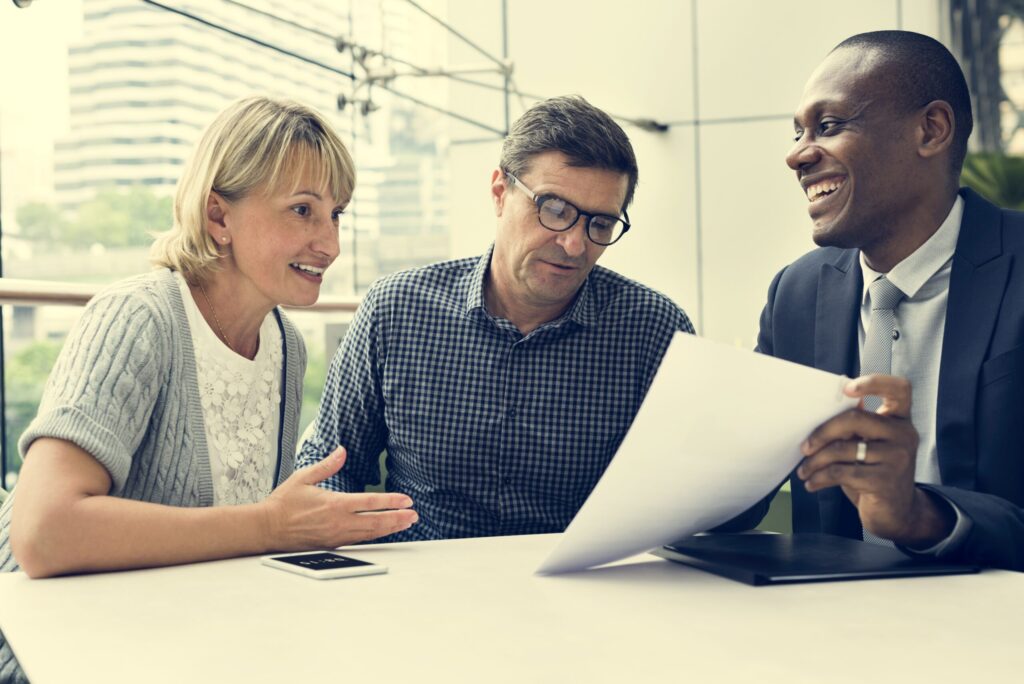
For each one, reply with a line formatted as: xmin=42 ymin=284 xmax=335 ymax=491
xmin=857 ymin=195 xmax=970 ymax=554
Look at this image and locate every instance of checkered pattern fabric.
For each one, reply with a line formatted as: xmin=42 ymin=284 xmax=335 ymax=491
xmin=297 ymin=245 xmax=693 ymax=542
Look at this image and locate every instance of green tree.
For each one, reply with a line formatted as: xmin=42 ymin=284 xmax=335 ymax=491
xmin=15 ymin=202 xmax=69 ymax=242
xmin=4 ymin=341 xmax=63 ymax=482
xmin=15 ymin=185 xmax=173 ymax=249
xmin=74 ymin=186 xmax=173 ymax=247
xmin=301 ymin=346 xmax=327 ymax=433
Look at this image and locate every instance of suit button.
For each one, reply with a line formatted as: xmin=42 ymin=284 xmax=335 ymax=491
xmin=892 ymin=330 xmax=900 ymax=340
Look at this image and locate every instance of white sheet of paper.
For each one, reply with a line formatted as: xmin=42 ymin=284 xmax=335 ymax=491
xmin=537 ymin=332 xmax=859 ymax=575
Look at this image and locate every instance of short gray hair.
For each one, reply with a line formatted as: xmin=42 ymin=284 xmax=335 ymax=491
xmin=500 ymin=95 xmax=638 ymax=211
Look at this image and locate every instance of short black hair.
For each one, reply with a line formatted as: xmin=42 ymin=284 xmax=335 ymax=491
xmin=500 ymin=95 xmax=638 ymax=211
xmin=834 ymin=30 xmax=973 ymax=175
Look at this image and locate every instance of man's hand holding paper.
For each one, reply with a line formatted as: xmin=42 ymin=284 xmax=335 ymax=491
xmin=537 ymin=333 xmax=858 ymax=574
xmin=798 ymin=374 xmax=957 ymax=549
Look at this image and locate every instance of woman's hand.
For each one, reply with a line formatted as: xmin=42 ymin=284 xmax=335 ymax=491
xmin=260 ymin=447 xmax=418 ymax=551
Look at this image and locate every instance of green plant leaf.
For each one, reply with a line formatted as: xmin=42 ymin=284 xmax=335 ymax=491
xmin=961 ymin=153 xmax=1024 ymax=210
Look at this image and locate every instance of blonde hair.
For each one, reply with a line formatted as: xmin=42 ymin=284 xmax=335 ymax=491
xmin=150 ymin=95 xmax=356 ymax=282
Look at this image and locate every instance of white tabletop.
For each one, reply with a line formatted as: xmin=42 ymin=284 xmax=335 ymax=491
xmin=0 ymin=533 xmax=1021 ymax=683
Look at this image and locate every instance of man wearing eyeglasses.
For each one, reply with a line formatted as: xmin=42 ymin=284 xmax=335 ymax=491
xmin=298 ymin=95 xmax=694 ymax=541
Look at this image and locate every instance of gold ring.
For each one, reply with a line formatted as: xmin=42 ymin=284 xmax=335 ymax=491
xmin=855 ymin=441 xmax=868 ymax=463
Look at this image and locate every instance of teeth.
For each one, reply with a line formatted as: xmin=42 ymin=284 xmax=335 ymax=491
xmin=806 ymin=178 xmax=845 ymax=202
xmin=291 ymin=263 xmax=324 ymax=276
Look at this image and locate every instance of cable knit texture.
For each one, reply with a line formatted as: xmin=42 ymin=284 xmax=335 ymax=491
xmin=0 ymin=268 xmax=305 ymax=683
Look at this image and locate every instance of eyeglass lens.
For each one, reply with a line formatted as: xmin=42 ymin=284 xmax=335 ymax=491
xmin=538 ymin=197 xmax=625 ymax=245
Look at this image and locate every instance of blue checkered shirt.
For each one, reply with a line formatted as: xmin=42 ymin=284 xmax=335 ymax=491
xmin=297 ymin=245 xmax=694 ymax=541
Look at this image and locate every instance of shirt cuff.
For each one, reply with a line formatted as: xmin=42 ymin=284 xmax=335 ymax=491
xmin=899 ymin=491 xmax=972 ymax=557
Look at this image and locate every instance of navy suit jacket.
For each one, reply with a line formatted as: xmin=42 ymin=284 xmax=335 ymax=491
xmin=754 ymin=188 xmax=1024 ymax=571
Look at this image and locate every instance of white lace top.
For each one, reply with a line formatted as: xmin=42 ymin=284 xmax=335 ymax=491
xmin=175 ymin=272 xmax=282 ymax=505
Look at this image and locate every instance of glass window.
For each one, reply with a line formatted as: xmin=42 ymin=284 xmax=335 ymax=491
xmin=0 ymin=0 xmax=454 ymax=487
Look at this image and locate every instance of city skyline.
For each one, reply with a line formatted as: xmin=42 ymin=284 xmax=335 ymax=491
xmin=1 ymin=0 xmax=454 ymax=297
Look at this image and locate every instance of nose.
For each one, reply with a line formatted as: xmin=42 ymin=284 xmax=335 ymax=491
xmin=555 ymin=218 xmax=587 ymax=258
xmin=312 ymin=214 xmax=341 ymax=263
xmin=785 ymin=136 xmax=821 ymax=172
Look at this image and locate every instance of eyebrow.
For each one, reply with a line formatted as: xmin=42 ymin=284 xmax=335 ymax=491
xmin=542 ymin=190 xmax=622 ymax=217
xmin=289 ymin=190 xmax=348 ymax=212
xmin=793 ymin=101 xmax=832 ymax=128
xmin=794 ymin=98 xmax=872 ymax=128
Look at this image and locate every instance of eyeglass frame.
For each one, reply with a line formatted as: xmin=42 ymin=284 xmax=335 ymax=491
xmin=503 ymin=170 xmax=631 ymax=246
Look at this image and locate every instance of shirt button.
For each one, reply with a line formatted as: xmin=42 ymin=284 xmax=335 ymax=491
xmin=892 ymin=329 xmax=900 ymax=341
xmin=502 ymin=477 xmax=512 ymax=486
xmin=507 ymin=408 xmax=516 ymax=418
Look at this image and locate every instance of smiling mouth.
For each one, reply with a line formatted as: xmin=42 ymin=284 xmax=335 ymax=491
xmin=290 ymin=263 xmax=325 ymax=277
xmin=805 ymin=177 xmax=847 ymax=203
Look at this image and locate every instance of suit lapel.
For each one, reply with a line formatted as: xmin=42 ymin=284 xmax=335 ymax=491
xmin=813 ymin=250 xmax=863 ymax=537
xmin=814 ymin=251 xmax=862 ymax=376
xmin=937 ymin=188 xmax=1011 ymax=490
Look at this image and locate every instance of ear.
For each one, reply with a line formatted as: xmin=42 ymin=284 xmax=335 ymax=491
xmin=205 ymin=191 xmax=230 ymax=243
xmin=490 ymin=169 xmax=506 ymax=217
xmin=917 ymin=100 xmax=955 ymax=160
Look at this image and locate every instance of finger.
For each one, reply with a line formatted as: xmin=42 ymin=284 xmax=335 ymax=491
xmin=798 ymin=439 xmax=886 ymax=480
xmin=343 ymin=491 xmax=414 ymax=512
xmin=802 ymin=460 xmax=876 ymax=493
xmin=293 ymin=446 xmax=347 ymax=485
xmin=802 ymin=410 xmax=907 ymax=456
xmin=354 ymin=509 xmax=419 ymax=525
xmin=340 ymin=509 xmax=419 ymax=543
xmin=844 ymin=374 xmax=912 ymax=418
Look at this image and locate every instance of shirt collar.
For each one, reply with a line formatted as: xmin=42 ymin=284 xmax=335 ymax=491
xmin=859 ymin=194 xmax=963 ymax=303
xmin=462 ymin=243 xmax=493 ymax=316
xmin=565 ymin=275 xmax=597 ymax=327
xmin=461 ymin=242 xmax=597 ymax=329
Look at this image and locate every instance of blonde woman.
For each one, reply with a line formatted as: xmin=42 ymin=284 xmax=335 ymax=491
xmin=0 ymin=96 xmax=417 ymax=577
xmin=0 ymin=96 xmax=418 ymax=679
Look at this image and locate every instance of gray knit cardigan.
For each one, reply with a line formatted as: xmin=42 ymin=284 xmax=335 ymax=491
xmin=0 ymin=268 xmax=306 ymax=682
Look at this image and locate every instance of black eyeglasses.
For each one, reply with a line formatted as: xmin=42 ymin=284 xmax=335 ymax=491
xmin=505 ymin=171 xmax=630 ymax=246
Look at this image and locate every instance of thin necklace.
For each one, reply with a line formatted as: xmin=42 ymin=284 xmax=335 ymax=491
xmin=197 ymin=280 xmax=235 ymax=353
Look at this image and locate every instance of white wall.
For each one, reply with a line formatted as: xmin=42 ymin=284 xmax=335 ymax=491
xmin=444 ymin=0 xmax=943 ymax=346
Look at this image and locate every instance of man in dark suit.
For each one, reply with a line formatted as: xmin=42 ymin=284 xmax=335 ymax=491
xmin=757 ymin=30 xmax=1024 ymax=570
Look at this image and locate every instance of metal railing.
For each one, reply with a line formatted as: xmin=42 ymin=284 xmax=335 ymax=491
xmin=0 ymin=278 xmax=361 ymax=312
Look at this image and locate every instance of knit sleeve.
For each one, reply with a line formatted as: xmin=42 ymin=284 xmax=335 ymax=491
xmin=18 ymin=291 xmax=167 ymax=494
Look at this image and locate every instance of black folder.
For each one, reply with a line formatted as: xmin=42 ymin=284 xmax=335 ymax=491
xmin=654 ymin=533 xmax=980 ymax=586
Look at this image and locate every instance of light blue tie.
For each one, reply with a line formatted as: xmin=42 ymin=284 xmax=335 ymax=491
xmin=860 ymin=276 xmax=905 ymax=546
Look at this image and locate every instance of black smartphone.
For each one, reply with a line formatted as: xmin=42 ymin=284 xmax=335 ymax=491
xmin=260 ymin=551 xmax=387 ymax=579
